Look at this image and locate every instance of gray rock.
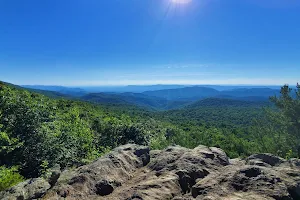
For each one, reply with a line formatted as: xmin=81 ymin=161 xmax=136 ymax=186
xmin=246 ymin=153 xmax=286 ymax=166
xmin=95 ymin=180 xmax=114 ymax=196
xmin=2 ymin=144 xmax=300 ymax=200
xmin=192 ymin=163 xmax=300 ymax=200
xmin=0 ymin=178 xmax=50 ymax=200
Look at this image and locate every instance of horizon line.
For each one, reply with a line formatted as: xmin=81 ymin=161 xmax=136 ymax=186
xmin=20 ymin=83 xmax=284 ymax=87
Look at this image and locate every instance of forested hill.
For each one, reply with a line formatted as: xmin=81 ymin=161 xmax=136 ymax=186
xmin=1 ymin=81 xmax=300 ymax=193
xmin=22 ymin=85 xmax=86 ymax=97
xmin=0 ymin=81 xmax=70 ymax=99
xmin=156 ymin=98 xmax=267 ymax=128
xmin=186 ymin=98 xmax=269 ymax=108
xmin=81 ymin=92 xmax=190 ymax=110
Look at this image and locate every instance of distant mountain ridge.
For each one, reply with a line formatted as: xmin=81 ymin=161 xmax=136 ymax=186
xmin=22 ymin=85 xmax=87 ymax=97
xmin=22 ymin=84 xmax=283 ymax=93
xmin=21 ymin=84 xmax=282 ymax=111
xmin=143 ymin=86 xmax=280 ymax=101
xmin=143 ymin=86 xmax=219 ymax=101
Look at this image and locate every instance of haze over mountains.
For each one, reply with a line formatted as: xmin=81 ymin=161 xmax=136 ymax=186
xmin=21 ymin=84 xmax=281 ymax=110
xmin=23 ymin=84 xmax=282 ymax=93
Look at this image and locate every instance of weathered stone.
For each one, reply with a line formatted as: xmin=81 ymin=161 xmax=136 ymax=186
xmin=247 ymin=153 xmax=286 ymax=166
xmin=0 ymin=178 xmax=50 ymax=200
xmin=95 ymin=180 xmax=114 ymax=196
xmin=1 ymin=144 xmax=300 ymax=200
xmin=134 ymin=147 xmax=150 ymax=166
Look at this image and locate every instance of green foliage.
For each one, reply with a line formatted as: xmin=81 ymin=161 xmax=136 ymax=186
xmin=40 ymin=160 xmax=49 ymax=175
xmin=285 ymin=150 xmax=293 ymax=160
xmin=251 ymin=84 xmax=300 ymax=157
xmin=1 ymin=80 xmax=299 ymax=186
xmin=157 ymin=99 xmax=265 ymax=129
xmin=0 ymin=83 xmax=160 ymax=178
xmin=0 ymin=166 xmax=24 ymax=191
xmin=40 ymin=105 xmax=95 ymax=168
xmin=149 ymin=124 xmax=255 ymax=158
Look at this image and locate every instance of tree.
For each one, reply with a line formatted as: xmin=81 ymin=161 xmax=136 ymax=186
xmin=252 ymin=84 xmax=300 ymax=157
xmin=270 ymin=84 xmax=300 ymax=156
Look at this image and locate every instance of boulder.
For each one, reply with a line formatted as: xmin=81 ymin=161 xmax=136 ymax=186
xmin=246 ymin=153 xmax=286 ymax=167
xmin=192 ymin=163 xmax=300 ymax=200
xmin=43 ymin=144 xmax=150 ymax=199
xmin=0 ymin=178 xmax=50 ymax=200
xmin=1 ymin=144 xmax=300 ymax=200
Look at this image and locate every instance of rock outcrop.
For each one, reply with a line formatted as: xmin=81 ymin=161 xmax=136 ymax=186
xmin=1 ymin=144 xmax=300 ymax=200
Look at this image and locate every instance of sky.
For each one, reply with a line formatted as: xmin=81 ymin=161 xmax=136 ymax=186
xmin=0 ymin=0 xmax=300 ymax=86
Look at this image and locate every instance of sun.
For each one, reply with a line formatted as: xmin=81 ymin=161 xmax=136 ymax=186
xmin=171 ymin=0 xmax=192 ymax=4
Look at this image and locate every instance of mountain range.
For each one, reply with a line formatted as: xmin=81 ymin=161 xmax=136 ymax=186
xmin=20 ymin=85 xmax=282 ymax=110
xmin=80 ymin=86 xmax=279 ymax=110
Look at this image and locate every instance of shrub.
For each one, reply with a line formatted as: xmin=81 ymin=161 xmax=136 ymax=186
xmin=0 ymin=166 xmax=24 ymax=191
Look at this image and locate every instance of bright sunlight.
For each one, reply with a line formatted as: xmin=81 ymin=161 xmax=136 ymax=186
xmin=171 ymin=0 xmax=192 ymax=4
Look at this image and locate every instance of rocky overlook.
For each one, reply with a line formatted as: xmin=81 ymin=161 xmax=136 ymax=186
xmin=1 ymin=144 xmax=300 ymax=200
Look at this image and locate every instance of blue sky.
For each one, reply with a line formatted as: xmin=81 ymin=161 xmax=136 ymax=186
xmin=0 ymin=0 xmax=299 ymax=86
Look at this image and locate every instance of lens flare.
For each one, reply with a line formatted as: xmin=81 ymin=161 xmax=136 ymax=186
xmin=171 ymin=0 xmax=192 ymax=4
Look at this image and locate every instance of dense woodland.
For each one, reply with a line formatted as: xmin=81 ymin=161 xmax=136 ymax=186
xmin=0 ymin=81 xmax=299 ymax=191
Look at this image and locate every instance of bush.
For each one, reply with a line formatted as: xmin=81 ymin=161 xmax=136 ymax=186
xmin=0 ymin=166 xmax=24 ymax=191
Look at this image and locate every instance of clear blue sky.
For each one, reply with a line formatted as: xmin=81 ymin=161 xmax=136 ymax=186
xmin=0 ymin=0 xmax=299 ymax=86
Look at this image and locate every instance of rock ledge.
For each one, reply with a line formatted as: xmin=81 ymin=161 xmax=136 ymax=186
xmin=1 ymin=144 xmax=300 ymax=200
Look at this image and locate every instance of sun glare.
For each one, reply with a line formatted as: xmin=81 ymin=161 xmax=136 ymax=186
xmin=171 ymin=0 xmax=192 ymax=4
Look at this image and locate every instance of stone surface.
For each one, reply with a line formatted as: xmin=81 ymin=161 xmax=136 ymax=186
xmin=1 ymin=144 xmax=300 ymax=200
xmin=246 ymin=153 xmax=286 ymax=166
xmin=0 ymin=178 xmax=51 ymax=200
